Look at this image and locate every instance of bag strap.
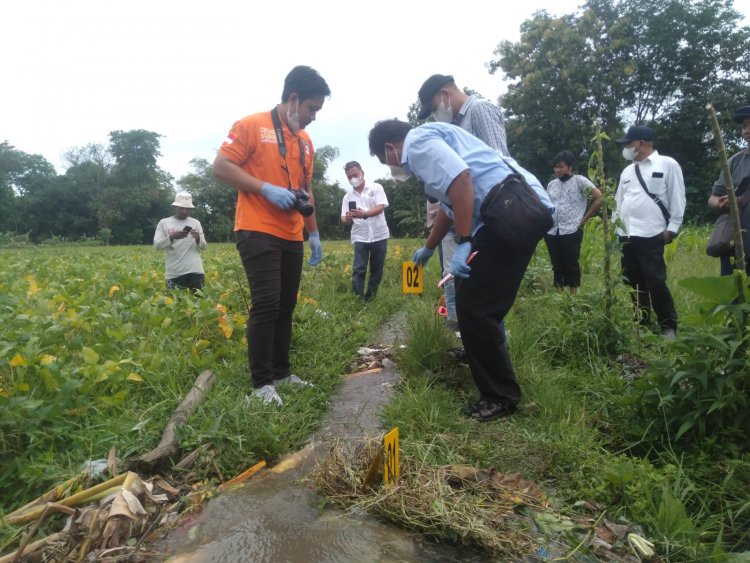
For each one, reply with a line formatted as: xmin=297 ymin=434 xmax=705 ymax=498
xmin=634 ymin=164 xmax=670 ymax=224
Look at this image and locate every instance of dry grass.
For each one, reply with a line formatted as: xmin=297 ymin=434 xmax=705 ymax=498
xmin=310 ymin=436 xmax=548 ymax=561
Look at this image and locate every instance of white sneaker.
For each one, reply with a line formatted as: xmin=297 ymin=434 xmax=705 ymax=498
xmin=273 ymin=374 xmax=314 ymax=388
xmin=249 ymin=384 xmax=283 ymax=406
xmin=662 ymin=328 xmax=677 ymax=340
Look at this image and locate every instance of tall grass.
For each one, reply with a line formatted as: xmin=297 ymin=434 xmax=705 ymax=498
xmin=384 ymin=226 xmax=750 ymax=560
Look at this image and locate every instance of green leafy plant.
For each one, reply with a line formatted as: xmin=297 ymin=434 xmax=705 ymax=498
xmin=631 ymin=275 xmax=750 ymax=446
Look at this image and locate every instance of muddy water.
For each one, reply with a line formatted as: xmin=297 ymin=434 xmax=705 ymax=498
xmin=154 ymin=312 xmax=485 ymax=562
xmin=159 ymin=461 xmax=482 ymax=562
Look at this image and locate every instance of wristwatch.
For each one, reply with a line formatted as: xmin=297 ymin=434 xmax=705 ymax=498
xmin=454 ymin=234 xmax=471 ymax=245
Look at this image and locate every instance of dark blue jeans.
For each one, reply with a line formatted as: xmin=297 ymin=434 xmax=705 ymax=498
xmin=236 ymin=231 xmax=303 ymax=388
xmin=352 ymin=239 xmax=388 ymax=299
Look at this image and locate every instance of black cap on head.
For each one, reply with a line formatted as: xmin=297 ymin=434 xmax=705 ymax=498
xmin=732 ymin=105 xmax=750 ymax=124
xmin=615 ymin=125 xmax=656 ymax=144
xmin=417 ymin=74 xmax=454 ymax=120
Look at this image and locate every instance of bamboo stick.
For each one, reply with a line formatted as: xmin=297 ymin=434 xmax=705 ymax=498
xmin=706 ymin=104 xmax=747 ymax=280
xmin=11 ymin=503 xmax=74 ymax=562
xmin=0 ymin=532 xmax=65 ymax=563
xmin=218 ymin=460 xmax=267 ymax=491
xmin=5 ymin=473 xmax=128 ymax=525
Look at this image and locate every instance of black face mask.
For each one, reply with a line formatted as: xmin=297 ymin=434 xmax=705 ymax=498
xmin=559 ymin=174 xmax=572 ymax=182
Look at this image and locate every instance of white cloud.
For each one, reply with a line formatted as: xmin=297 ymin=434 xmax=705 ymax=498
xmin=3 ymin=0 xmax=591 ymax=191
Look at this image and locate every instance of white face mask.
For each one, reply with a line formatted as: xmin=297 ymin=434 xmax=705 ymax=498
xmin=433 ymin=93 xmax=453 ymax=123
xmin=389 ymin=166 xmax=411 ymax=183
xmin=385 ymin=144 xmax=411 ymax=182
xmin=622 ymin=144 xmax=638 ymax=161
xmin=287 ymin=98 xmax=300 ymax=133
xmin=349 ymin=176 xmax=363 ymax=188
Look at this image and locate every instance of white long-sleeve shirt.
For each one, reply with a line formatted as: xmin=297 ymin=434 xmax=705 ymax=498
xmin=153 ymin=216 xmax=207 ymax=278
xmin=614 ymin=151 xmax=686 ymax=237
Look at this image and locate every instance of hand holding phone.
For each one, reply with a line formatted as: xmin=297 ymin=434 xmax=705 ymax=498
xmin=183 ymin=226 xmax=192 ymax=232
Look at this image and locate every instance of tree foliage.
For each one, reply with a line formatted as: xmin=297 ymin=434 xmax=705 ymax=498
xmin=491 ymin=0 xmax=750 ymax=221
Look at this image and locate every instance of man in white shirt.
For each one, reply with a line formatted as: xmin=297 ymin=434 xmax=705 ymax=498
xmin=340 ymin=161 xmax=390 ymax=300
xmin=614 ymin=126 xmax=686 ymax=338
xmin=153 ymin=192 xmax=207 ymax=292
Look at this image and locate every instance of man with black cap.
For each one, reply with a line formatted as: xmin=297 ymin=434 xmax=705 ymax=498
xmin=614 ymin=125 xmax=686 ymax=339
xmin=708 ymin=104 xmax=750 ymax=275
xmin=417 ymin=74 xmax=510 ymax=340
xmin=417 ymin=74 xmax=509 ymax=156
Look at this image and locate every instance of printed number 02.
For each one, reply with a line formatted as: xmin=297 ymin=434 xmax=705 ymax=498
xmin=405 ymin=266 xmax=420 ymax=288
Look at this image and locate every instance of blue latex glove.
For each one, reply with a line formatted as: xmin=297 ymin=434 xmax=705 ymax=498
xmin=308 ymin=231 xmax=322 ymax=266
xmin=412 ymin=246 xmax=434 ymax=267
xmin=261 ymin=182 xmax=296 ymax=210
xmin=450 ymin=242 xmax=473 ymax=279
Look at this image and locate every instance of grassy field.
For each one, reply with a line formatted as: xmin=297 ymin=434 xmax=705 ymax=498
xmin=2 ymin=225 xmax=749 ymax=560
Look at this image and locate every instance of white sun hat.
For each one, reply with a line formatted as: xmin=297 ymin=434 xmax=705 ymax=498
xmin=172 ymin=192 xmax=195 ymax=209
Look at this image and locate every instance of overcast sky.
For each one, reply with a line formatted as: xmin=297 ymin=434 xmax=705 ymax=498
xmin=2 ymin=0 xmax=701 ymax=192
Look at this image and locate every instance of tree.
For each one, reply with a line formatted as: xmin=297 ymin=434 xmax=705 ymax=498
xmin=0 ymin=142 xmax=57 ymax=236
xmin=101 ymin=130 xmax=174 ymax=244
xmin=490 ymin=0 xmax=750 ymax=221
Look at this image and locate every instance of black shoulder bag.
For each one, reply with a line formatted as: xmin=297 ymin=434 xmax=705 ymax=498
xmin=634 ymin=164 xmax=670 ymax=225
xmin=479 ymin=163 xmax=553 ymax=247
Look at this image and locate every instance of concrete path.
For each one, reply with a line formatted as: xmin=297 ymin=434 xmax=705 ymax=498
xmin=153 ymin=311 xmax=482 ymax=562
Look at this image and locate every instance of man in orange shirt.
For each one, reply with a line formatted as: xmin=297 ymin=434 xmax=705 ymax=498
xmin=213 ymin=65 xmax=330 ymax=406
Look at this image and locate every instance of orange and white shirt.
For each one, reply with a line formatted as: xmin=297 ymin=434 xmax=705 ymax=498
xmin=219 ymin=110 xmax=314 ymax=241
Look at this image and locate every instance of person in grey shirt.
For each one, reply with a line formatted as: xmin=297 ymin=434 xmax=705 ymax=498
xmin=417 ymin=73 xmax=510 ymax=338
xmin=417 ymin=74 xmax=509 ymax=156
xmin=708 ymin=104 xmax=750 ymax=276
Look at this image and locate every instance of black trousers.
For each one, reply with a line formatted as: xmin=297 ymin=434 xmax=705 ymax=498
xmin=166 ymin=272 xmax=204 ymax=292
xmin=544 ymin=229 xmax=583 ymax=288
xmin=619 ymin=234 xmax=677 ymax=331
xmin=236 ymin=231 xmax=303 ymax=388
xmin=455 ymin=226 xmax=535 ymax=405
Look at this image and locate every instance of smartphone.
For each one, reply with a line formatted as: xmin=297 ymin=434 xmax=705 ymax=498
xmin=348 ymin=201 xmax=357 ymax=211
xmin=182 ymin=226 xmax=192 ymax=233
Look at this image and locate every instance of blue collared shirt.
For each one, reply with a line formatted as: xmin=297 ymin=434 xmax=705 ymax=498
xmin=402 ymin=123 xmax=553 ymax=235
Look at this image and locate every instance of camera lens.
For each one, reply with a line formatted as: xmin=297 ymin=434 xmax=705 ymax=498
xmin=292 ymin=190 xmax=314 ymax=217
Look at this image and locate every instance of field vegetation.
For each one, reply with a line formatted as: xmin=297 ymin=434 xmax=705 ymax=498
xmin=2 ymin=225 xmax=749 ymax=560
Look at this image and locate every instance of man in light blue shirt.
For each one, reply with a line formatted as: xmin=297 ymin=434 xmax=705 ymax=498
xmin=369 ymin=119 xmax=553 ymax=422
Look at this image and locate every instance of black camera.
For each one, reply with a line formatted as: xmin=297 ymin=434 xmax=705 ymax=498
xmin=290 ymin=189 xmax=314 ymax=217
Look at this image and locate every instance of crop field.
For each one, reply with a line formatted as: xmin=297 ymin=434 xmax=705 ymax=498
xmin=2 ymin=225 xmax=749 ymax=559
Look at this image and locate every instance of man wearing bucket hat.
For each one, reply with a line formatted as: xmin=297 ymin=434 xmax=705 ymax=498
xmin=153 ymin=192 xmax=207 ymax=291
xmin=613 ymin=125 xmax=686 ymax=339
xmin=708 ymin=104 xmax=750 ymax=275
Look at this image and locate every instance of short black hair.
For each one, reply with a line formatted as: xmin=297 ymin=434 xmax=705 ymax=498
xmin=368 ymin=119 xmax=413 ymax=159
xmin=281 ymin=65 xmax=331 ymax=103
xmin=344 ymin=161 xmax=362 ymax=172
xmin=552 ymin=150 xmax=576 ymax=167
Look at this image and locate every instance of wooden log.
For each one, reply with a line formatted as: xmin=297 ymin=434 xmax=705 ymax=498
xmin=131 ymin=370 xmax=215 ymax=471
